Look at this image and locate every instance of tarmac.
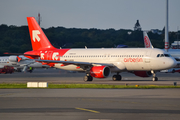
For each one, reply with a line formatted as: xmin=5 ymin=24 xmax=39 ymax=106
xmin=0 ymin=68 xmax=180 ymax=120
xmin=0 ymin=68 xmax=180 ymax=85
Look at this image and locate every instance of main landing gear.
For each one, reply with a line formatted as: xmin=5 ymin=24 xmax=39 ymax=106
xmin=84 ymin=74 xmax=93 ymax=82
xmin=151 ymin=70 xmax=158 ymax=81
xmin=84 ymin=73 xmax=122 ymax=82
xmin=112 ymin=73 xmax=122 ymax=81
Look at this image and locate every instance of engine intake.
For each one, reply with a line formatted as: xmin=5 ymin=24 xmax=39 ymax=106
xmin=90 ymin=66 xmax=110 ymax=78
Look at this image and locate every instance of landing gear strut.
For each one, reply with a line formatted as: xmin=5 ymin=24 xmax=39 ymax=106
xmin=84 ymin=74 xmax=93 ymax=82
xmin=112 ymin=73 xmax=122 ymax=81
xmin=151 ymin=70 xmax=158 ymax=81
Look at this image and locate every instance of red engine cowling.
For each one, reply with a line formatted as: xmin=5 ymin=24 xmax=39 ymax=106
xmin=90 ymin=66 xmax=110 ymax=78
xmin=134 ymin=71 xmax=152 ymax=77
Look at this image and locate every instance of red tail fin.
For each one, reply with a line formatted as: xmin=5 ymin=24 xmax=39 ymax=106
xmin=27 ymin=17 xmax=56 ymax=51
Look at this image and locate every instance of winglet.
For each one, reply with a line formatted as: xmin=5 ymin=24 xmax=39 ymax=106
xmin=17 ymin=56 xmax=22 ymax=62
xmin=143 ymin=31 xmax=154 ymax=48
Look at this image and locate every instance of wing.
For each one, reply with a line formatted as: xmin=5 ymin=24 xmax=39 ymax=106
xmin=34 ymin=59 xmax=115 ymax=68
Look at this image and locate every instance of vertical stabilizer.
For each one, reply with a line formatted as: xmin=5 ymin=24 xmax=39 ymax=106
xmin=143 ymin=31 xmax=154 ymax=48
xmin=27 ymin=17 xmax=56 ymax=51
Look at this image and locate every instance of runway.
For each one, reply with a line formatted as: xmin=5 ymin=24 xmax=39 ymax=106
xmin=0 ymin=68 xmax=180 ymax=85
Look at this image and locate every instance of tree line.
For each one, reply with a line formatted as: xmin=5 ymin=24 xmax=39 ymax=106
xmin=0 ymin=24 xmax=179 ymax=56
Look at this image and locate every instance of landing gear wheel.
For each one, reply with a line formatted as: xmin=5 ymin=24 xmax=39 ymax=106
xmin=112 ymin=75 xmax=121 ymax=81
xmin=84 ymin=75 xmax=93 ymax=82
xmin=151 ymin=70 xmax=158 ymax=81
xmin=152 ymin=77 xmax=158 ymax=81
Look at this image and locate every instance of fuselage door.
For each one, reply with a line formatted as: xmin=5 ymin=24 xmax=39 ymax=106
xmin=145 ymin=50 xmax=151 ymax=63
xmin=144 ymin=50 xmax=152 ymax=69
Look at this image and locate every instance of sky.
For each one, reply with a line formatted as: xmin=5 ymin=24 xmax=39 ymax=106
xmin=0 ymin=0 xmax=180 ymax=31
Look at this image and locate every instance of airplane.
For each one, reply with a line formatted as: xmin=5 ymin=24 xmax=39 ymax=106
xmin=0 ymin=55 xmax=49 ymax=72
xmin=143 ymin=31 xmax=180 ymax=72
xmin=13 ymin=17 xmax=176 ymax=81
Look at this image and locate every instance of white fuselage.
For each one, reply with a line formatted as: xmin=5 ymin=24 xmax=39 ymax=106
xmin=51 ymin=48 xmax=176 ymax=72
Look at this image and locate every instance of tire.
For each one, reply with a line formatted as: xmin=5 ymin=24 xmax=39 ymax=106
xmin=84 ymin=76 xmax=89 ymax=82
xmin=112 ymin=75 xmax=122 ymax=81
xmin=112 ymin=75 xmax=117 ymax=81
xmin=84 ymin=76 xmax=93 ymax=82
xmin=117 ymin=75 xmax=122 ymax=81
xmin=152 ymin=77 xmax=158 ymax=81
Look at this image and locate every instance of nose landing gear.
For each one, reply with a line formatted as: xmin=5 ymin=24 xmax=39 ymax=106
xmin=84 ymin=74 xmax=93 ymax=82
xmin=151 ymin=70 xmax=158 ymax=81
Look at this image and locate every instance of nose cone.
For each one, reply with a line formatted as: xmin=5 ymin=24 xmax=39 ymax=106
xmin=168 ymin=58 xmax=177 ymax=69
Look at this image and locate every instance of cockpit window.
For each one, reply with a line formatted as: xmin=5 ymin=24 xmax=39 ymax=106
xmin=164 ymin=54 xmax=170 ymax=57
xmin=157 ymin=54 xmax=171 ymax=57
xmin=160 ymin=54 xmax=164 ymax=57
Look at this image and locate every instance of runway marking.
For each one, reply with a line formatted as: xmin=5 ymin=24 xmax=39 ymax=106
xmin=75 ymin=107 xmax=100 ymax=113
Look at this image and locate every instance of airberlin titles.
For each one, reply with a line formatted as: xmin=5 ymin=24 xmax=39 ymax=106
xmin=124 ymin=57 xmax=143 ymax=62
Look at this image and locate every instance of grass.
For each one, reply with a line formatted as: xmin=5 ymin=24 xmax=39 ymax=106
xmin=0 ymin=83 xmax=27 ymax=89
xmin=0 ymin=83 xmax=180 ymax=89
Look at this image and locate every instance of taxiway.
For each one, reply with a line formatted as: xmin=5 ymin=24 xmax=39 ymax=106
xmin=0 ymin=68 xmax=179 ymax=85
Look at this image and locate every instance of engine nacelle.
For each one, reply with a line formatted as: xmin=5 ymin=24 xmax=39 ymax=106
xmin=9 ymin=56 xmax=18 ymax=62
xmin=90 ymin=66 xmax=110 ymax=78
xmin=134 ymin=71 xmax=152 ymax=77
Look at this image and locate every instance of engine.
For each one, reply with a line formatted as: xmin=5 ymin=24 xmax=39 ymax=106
xmin=133 ymin=71 xmax=152 ymax=77
xmin=90 ymin=66 xmax=110 ymax=78
xmin=9 ymin=56 xmax=18 ymax=62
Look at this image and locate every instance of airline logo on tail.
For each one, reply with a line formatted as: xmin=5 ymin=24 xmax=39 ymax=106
xmin=27 ymin=17 xmax=56 ymax=51
xmin=32 ymin=30 xmax=40 ymax=42
xmin=143 ymin=31 xmax=153 ymax=48
xmin=144 ymin=36 xmax=150 ymax=48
